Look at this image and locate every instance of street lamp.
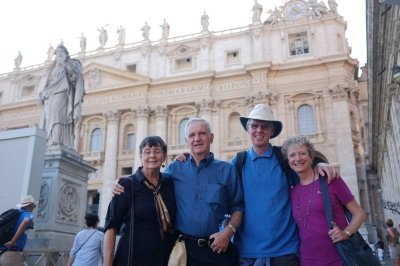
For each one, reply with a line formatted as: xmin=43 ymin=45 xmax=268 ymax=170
xmin=393 ymin=65 xmax=400 ymax=84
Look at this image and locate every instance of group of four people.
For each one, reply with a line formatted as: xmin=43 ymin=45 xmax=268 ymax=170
xmin=103 ymin=103 xmax=366 ymax=266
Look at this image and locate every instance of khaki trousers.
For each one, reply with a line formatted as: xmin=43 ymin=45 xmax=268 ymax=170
xmin=0 ymin=251 xmax=25 ymax=266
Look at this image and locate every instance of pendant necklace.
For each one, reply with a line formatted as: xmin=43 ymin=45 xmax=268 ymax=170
xmin=296 ymin=172 xmax=316 ymax=228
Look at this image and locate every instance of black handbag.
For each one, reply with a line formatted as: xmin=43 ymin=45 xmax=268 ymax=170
xmin=319 ymin=176 xmax=381 ymax=266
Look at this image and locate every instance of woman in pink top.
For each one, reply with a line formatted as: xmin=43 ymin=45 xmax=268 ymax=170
xmin=282 ymin=135 xmax=366 ymax=266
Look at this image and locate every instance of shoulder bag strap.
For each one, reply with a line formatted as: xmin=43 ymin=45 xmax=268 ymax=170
xmin=235 ymin=151 xmax=247 ymax=180
xmin=319 ymin=175 xmax=334 ymax=230
xmin=73 ymin=230 xmax=97 ymax=256
xmin=127 ymin=174 xmax=135 ymax=265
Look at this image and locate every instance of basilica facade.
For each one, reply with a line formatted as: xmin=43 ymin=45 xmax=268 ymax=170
xmin=0 ymin=0 xmax=376 ymax=239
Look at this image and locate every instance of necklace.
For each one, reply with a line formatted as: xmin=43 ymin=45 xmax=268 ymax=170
xmin=296 ymin=172 xmax=316 ymax=228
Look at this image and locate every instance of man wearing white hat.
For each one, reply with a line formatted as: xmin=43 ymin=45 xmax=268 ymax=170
xmin=232 ymin=104 xmax=336 ymax=266
xmin=0 ymin=195 xmax=35 ymax=266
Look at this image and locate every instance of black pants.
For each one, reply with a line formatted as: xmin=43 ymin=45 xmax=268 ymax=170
xmin=185 ymin=239 xmax=239 ymax=266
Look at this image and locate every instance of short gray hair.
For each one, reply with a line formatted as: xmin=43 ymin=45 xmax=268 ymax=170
xmin=185 ymin=118 xmax=211 ymax=136
xmin=281 ymin=135 xmax=315 ymax=160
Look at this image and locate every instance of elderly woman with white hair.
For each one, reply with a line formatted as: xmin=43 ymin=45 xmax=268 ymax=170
xmin=282 ymin=135 xmax=366 ymax=266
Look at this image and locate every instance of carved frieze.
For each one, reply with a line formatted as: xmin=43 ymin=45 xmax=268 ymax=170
xmin=37 ymin=181 xmax=50 ymax=221
xmin=56 ymin=183 xmax=79 ymax=224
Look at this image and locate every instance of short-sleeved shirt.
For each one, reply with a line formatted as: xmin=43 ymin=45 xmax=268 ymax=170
xmin=70 ymin=228 xmax=104 ymax=266
xmin=290 ymin=176 xmax=354 ymax=266
xmin=230 ymin=145 xmax=299 ymax=258
xmin=166 ymin=152 xmax=244 ymax=237
xmin=0 ymin=209 xmax=33 ymax=251
xmin=104 ymin=168 xmax=176 ymax=265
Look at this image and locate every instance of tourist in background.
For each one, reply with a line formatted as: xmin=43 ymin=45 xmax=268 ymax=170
xmin=386 ymin=218 xmax=400 ymax=266
xmin=67 ymin=213 xmax=103 ymax=266
xmin=0 ymin=195 xmax=35 ymax=266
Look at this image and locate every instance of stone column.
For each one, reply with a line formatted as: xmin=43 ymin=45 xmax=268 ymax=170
xmin=134 ymin=106 xmax=150 ymax=169
xmin=155 ymin=106 xmax=168 ymax=141
xmin=99 ymin=111 xmax=120 ymax=224
xmin=250 ymin=24 xmax=263 ymax=63
xmin=328 ymin=86 xmax=360 ymax=201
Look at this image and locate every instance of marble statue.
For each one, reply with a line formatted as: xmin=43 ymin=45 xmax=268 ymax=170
xmin=39 ymin=45 xmax=85 ymax=150
xmin=201 ymin=11 xmax=209 ymax=32
xmin=328 ymin=0 xmax=338 ymax=14
xmin=98 ymin=26 xmax=108 ymax=48
xmin=117 ymin=26 xmax=126 ymax=45
xmin=141 ymin=22 xmax=151 ymax=41
xmin=14 ymin=51 xmax=23 ymax=69
xmin=252 ymin=0 xmax=263 ymax=23
xmin=265 ymin=7 xmax=281 ymax=25
xmin=47 ymin=44 xmax=55 ymax=61
xmin=79 ymin=33 xmax=87 ymax=52
xmin=160 ymin=18 xmax=170 ymax=40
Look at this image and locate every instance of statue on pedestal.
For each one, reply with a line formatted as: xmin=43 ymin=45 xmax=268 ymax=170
xmin=117 ymin=26 xmax=126 ymax=45
xmin=47 ymin=44 xmax=55 ymax=61
xmin=39 ymin=45 xmax=85 ymax=150
xmin=160 ymin=18 xmax=170 ymax=40
xmin=14 ymin=51 xmax=23 ymax=69
xmin=79 ymin=33 xmax=87 ymax=53
xmin=98 ymin=26 xmax=108 ymax=48
xmin=201 ymin=11 xmax=209 ymax=32
xmin=141 ymin=22 xmax=151 ymax=41
xmin=252 ymin=0 xmax=263 ymax=24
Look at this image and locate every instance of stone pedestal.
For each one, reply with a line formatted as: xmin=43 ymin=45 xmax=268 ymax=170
xmin=25 ymin=145 xmax=95 ymax=263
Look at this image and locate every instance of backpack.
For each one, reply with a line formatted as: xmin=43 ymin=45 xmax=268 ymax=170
xmin=235 ymin=146 xmax=298 ymax=188
xmin=0 ymin=209 xmax=21 ymax=245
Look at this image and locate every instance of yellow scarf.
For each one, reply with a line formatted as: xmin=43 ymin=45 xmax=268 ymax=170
xmin=143 ymin=179 xmax=172 ymax=239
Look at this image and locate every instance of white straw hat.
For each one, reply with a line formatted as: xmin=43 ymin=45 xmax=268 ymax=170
xmin=17 ymin=195 xmax=36 ymax=208
xmin=240 ymin=104 xmax=283 ymax=138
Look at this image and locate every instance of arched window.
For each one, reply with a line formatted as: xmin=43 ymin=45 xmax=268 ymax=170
xmin=179 ymin=118 xmax=189 ymax=144
xmin=90 ymin=128 xmax=102 ymax=152
xmin=297 ymin=104 xmax=315 ymax=135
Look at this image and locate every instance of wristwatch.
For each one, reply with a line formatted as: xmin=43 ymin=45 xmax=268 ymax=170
xmin=227 ymin=224 xmax=236 ymax=234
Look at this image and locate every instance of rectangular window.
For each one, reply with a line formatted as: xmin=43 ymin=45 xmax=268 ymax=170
xmin=289 ymin=32 xmax=309 ymax=56
xmin=175 ymin=57 xmax=192 ymax=71
xmin=127 ymin=64 xmax=137 ymax=73
xmin=226 ymin=50 xmax=240 ymax=65
xmin=21 ymin=86 xmax=35 ymax=97
xmin=127 ymin=133 xmax=135 ymax=150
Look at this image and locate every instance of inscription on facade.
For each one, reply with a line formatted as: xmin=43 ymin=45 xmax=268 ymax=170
xmin=149 ymin=84 xmax=210 ymax=98
xmin=85 ymin=92 xmax=146 ymax=106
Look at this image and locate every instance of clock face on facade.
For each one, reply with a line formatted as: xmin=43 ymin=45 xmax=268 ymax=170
xmin=285 ymin=1 xmax=307 ymax=20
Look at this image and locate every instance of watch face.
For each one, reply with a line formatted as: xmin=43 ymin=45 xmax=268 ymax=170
xmin=285 ymin=2 xmax=307 ymax=19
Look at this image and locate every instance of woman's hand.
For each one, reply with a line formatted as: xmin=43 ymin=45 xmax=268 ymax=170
xmin=328 ymin=222 xmax=349 ymax=243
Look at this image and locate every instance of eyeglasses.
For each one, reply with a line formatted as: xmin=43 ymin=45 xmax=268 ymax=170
xmin=248 ymin=123 xmax=273 ymax=131
xmin=142 ymin=149 xmax=164 ymax=156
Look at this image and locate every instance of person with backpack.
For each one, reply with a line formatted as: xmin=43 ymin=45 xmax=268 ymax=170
xmin=0 ymin=195 xmax=35 ymax=266
xmin=231 ymin=104 xmax=336 ymax=266
xmin=386 ymin=218 xmax=400 ymax=266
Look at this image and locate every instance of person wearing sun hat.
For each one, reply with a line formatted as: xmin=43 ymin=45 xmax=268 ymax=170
xmin=0 ymin=195 xmax=35 ymax=266
xmin=231 ymin=103 xmax=337 ymax=266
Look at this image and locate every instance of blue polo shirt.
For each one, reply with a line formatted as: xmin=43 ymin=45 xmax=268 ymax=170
xmin=166 ymin=153 xmax=244 ymax=237
xmin=230 ymin=145 xmax=299 ymax=258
